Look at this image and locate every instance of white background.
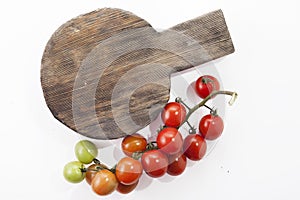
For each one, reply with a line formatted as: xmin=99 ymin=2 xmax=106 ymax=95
xmin=1 ymin=0 xmax=300 ymax=199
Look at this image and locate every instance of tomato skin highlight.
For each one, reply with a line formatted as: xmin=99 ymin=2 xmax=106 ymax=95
xmin=116 ymin=157 xmax=143 ymax=185
xmin=167 ymin=152 xmax=187 ymax=176
xmin=141 ymin=150 xmax=168 ymax=178
xmin=161 ymin=102 xmax=186 ymax=127
xmin=183 ymin=134 xmax=207 ymax=161
xmin=157 ymin=127 xmax=183 ymax=155
xmin=91 ymin=169 xmax=118 ymax=196
xmin=194 ymin=75 xmax=220 ymax=99
xmin=121 ymin=133 xmax=147 ymax=157
xmin=199 ymin=114 xmax=224 ymax=140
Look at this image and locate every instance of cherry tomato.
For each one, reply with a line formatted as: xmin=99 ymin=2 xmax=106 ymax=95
xmin=194 ymin=75 xmax=220 ymax=99
xmin=63 ymin=161 xmax=85 ymax=183
xmin=116 ymin=157 xmax=143 ymax=185
xmin=85 ymin=163 xmax=108 ymax=185
xmin=199 ymin=114 xmax=224 ymax=140
xmin=161 ymin=102 xmax=186 ymax=127
xmin=156 ymin=127 xmax=183 ymax=155
xmin=167 ymin=152 xmax=187 ymax=176
xmin=91 ymin=169 xmax=118 ymax=196
xmin=74 ymin=140 xmax=98 ymax=164
xmin=121 ymin=133 xmax=147 ymax=157
xmin=183 ymin=134 xmax=207 ymax=161
xmin=141 ymin=150 xmax=168 ymax=178
xmin=117 ymin=181 xmax=139 ymax=194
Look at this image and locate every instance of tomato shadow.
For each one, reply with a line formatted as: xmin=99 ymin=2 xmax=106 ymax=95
xmin=186 ymin=81 xmax=201 ymax=106
xmin=148 ymin=114 xmax=163 ymax=140
xmin=157 ymin=173 xmax=176 ymax=183
xmin=135 ymin=172 xmax=153 ymax=191
xmin=186 ymin=159 xmax=197 ymax=168
xmin=113 ymin=144 xmax=124 ymax=162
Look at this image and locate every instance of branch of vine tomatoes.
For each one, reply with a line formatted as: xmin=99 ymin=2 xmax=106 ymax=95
xmin=177 ymin=90 xmax=238 ymax=129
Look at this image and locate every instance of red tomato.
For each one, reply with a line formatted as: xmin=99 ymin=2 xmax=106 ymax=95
xmin=199 ymin=114 xmax=224 ymax=140
xmin=116 ymin=181 xmax=139 ymax=194
xmin=85 ymin=163 xmax=108 ymax=185
xmin=141 ymin=150 xmax=168 ymax=178
xmin=91 ymin=169 xmax=118 ymax=196
xmin=194 ymin=75 xmax=220 ymax=99
xmin=156 ymin=127 xmax=183 ymax=155
xmin=116 ymin=157 xmax=143 ymax=185
xmin=183 ymin=134 xmax=207 ymax=161
xmin=161 ymin=102 xmax=186 ymax=127
xmin=121 ymin=133 xmax=147 ymax=157
xmin=167 ymin=152 xmax=187 ymax=176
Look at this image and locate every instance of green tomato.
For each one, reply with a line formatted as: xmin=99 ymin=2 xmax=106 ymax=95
xmin=63 ymin=161 xmax=86 ymax=183
xmin=75 ymin=140 xmax=98 ymax=164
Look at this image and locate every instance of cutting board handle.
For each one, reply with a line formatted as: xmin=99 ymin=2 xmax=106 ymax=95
xmin=162 ymin=9 xmax=234 ymax=71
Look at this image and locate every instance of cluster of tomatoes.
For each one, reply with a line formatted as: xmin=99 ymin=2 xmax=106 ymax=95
xmin=63 ymin=75 xmax=235 ymax=196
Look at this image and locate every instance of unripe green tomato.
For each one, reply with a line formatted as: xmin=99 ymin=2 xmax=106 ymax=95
xmin=75 ymin=140 xmax=98 ymax=164
xmin=63 ymin=161 xmax=86 ymax=183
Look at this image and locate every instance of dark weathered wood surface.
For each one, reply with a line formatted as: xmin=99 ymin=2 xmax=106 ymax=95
xmin=41 ymin=8 xmax=234 ymax=139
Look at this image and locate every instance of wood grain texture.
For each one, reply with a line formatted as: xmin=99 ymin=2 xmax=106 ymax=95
xmin=41 ymin=8 xmax=234 ymax=139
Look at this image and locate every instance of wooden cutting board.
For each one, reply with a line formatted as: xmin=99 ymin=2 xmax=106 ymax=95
xmin=41 ymin=8 xmax=234 ymax=140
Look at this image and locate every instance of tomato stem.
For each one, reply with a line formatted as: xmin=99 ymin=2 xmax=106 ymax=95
xmin=186 ymin=121 xmax=197 ymax=134
xmin=178 ymin=90 xmax=237 ymax=129
xmin=204 ymin=105 xmax=218 ymax=116
xmin=132 ymin=151 xmax=143 ymax=160
xmin=186 ymin=120 xmax=193 ymax=129
xmin=80 ymin=168 xmax=87 ymax=173
xmin=93 ymin=158 xmax=101 ymax=165
xmin=110 ymin=165 xmax=117 ymax=174
xmin=175 ymin=97 xmax=191 ymax=110
xmin=147 ymin=141 xmax=158 ymax=150
xmin=204 ymin=104 xmax=213 ymax=111
xmin=157 ymin=125 xmax=166 ymax=133
xmin=131 ymin=141 xmax=158 ymax=160
xmin=81 ymin=167 xmax=104 ymax=173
